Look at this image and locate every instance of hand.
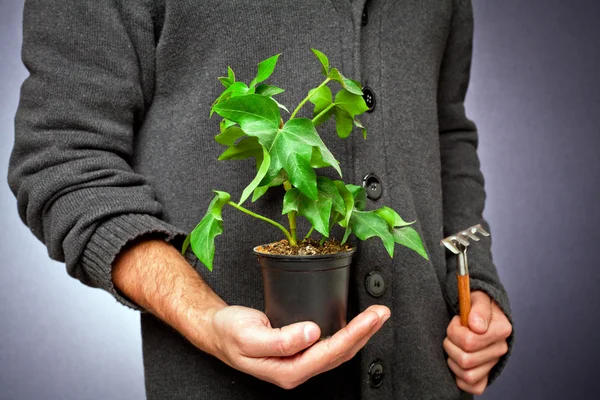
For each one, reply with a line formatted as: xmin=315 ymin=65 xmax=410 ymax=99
xmin=197 ymin=304 xmax=390 ymax=389
xmin=443 ymin=291 xmax=512 ymax=395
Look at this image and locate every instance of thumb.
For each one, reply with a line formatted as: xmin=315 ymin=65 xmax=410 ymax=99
xmin=468 ymin=291 xmax=492 ymax=334
xmin=237 ymin=320 xmax=321 ymax=358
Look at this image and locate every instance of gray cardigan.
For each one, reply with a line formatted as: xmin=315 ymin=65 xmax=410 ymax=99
xmin=8 ymin=0 xmax=513 ymax=399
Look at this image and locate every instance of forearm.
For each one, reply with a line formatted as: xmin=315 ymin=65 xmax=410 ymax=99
xmin=112 ymin=238 xmax=227 ymax=355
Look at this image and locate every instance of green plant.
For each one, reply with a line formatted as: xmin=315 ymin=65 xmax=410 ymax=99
xmin=183 ymin=49 xmax=428 ymax=270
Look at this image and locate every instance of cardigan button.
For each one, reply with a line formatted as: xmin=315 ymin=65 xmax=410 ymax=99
xmin=362 ymin=86 xmax=376 ymax=112
xmin=368 ymin=361 xmax=384 ymax=388
xmin=365 ymin=271 xmax=386 ymax=297
xmin=363 ymin=173 xmax=382 ymax=200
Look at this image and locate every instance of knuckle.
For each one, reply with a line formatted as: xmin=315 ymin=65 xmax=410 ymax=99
xmin=459 ymin=352 xmax=473 ymax=370
xmin=443 ymin=338 xmax=451 ymax=352
xmin=472 ymin=384 xmax=487 ymax=396
xmin=499 ymin=341 xmax=509 ymax=356
xmin=462 ymin=333 xmax=476 ymax=352
xmin=447 ymin=323 xmax=455 ymax=338
xmin=502 ymin=322 xmax=513 ymax=338
xmin=463 ymin=370 xmax=478 ymax=385
xmin=277 ymin=334 xmax=295 ymax=355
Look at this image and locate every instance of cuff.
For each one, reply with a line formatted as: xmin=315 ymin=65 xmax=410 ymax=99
xmin=79 ymin=213 xmax=188 ymax=311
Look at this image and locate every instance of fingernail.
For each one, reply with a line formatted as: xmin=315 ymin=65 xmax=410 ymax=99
xmin=382 ymin=314 xmax=391 ymax=323
xmin=304 ymin=325 xmax=319 ymax=343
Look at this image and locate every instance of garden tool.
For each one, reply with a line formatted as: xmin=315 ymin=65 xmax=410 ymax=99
xmin=441 ymin=224 xmax=490 ymax=327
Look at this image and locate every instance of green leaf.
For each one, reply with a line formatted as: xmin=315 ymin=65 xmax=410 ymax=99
xmin=284 ymin=152 xmax=318 ymax=200
xmin=181 ymin=234 xmax=191 ymax=255
xmin=264 ymin=118 xmax=340 ymax=199
xmin=333 ymin=107 xmax=354 ymax=138
xmin=353 ymin=118 xmax=367 ymax=139
xmin=349 ymin=210 xmax=395 ymax=257
xmin=343 ymin=79 xmax=364 ymax=95
xmin=328 ymin=68 xmax=344 ymax=84
xmin=239 ymin=146 xmax=271 ymax=205
xmin=334 ymin=180 xmax=354 ymax=228
xmin=393 ymin=226 xmax=429 ymax=260
xmin=282 ymin=185 xmax=334 ymax=237
xmin=250 ymin=54 xmax=281 ymax=88
xmin=328 ymin=68 xmax=364 ymax=95
xmin=332 ymin=89 xmax=369 ymax=138
xmin=309 ymin=88 xmax=367 ymax=137
xmin=272 ymin=98 xmax=290 ymax=113
xmin=220 ymin=119 xmax=237 ymax=132
xmin=212 ymin=94 xmax=281 ymax=147
xmin=252 ymin=170 xmax=287 ymax=202
xmin=189 ymin=191 xmax=231 ymax=271
xmin=341 ymin=226 xmax=352 ymax=244
xmin=311 ymin=48 xmax=330 ymax=76
xmin=309 ymin=85 xmax=335 ymax=126
xmin=317 ymin=177 xmax=345 ymax=216
xmin=374 ymin=206 xmax=415 ymax=230
xmin=346 ymin=184 xmax=367 ymax=211
xmin=335 ymin=89 xmax=368 ymax=117
xmin=255 ymin=84 xmax=285 ymax=97
xmin=211 ymin=82 xmax=251 ymax=116
xmin=217 ymin=66 xmax=236 ymax=88
xmin=282 ymin=187 xmax=302 ymax=214
xmin=215 ymin=126 xmax=245 ymax=146
xmin=217 ymin=136 xmax=262 ymax=161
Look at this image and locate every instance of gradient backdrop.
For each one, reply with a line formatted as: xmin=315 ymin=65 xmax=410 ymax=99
xmin=1 ymin=0 xmax=599 ymax=399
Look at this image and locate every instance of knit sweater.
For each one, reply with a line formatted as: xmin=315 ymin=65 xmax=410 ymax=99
xmin=8 ymin=0 xmax=513 ymax=399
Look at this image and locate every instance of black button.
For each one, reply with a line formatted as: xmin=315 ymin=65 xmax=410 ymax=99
xmin=362 ymin=86 xmax=376 ymax=112
xmin=365 ymin=271 xmax=386 ymax=297
xmin=361 ymin=9 xmax=368 ymax=26
xmin=363 ymin=173 xmax=382 ymax=200
xmin=368 ymin=361 xmax=384 ymax=388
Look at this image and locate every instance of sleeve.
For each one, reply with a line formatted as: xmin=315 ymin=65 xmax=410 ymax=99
xmin=7 ymin=0 xmax=187 ymax=310
xmin=437 ymin=0 xmax=515 ymax=384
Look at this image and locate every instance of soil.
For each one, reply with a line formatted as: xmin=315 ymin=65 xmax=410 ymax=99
xmin=256 ymin=238 xmax=353 ymax=256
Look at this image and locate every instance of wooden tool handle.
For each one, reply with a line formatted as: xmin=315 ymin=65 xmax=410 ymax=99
xmin=457 ymin=274 xmax=471 ymax=327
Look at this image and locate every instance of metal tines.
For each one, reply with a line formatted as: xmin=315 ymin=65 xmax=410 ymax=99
xmin=440 ymin=224 xmax=490 ymax=255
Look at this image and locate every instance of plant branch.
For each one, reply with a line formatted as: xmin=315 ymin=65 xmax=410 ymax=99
xmin=226 ymin=201 xmax=294 ymax=243
xmin=304 ymin=226 xmax=315 ymax=240
xmin=312 ymin=103 xmax=335 ymax=124
xmin=283 ymin=180 xmax=297 ymax=245
xmin=290 ymin=78 xmax=331 ymax=120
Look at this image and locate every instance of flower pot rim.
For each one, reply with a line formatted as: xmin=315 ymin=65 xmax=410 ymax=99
xmin=253 ymin=243 xmax=356 ymax=260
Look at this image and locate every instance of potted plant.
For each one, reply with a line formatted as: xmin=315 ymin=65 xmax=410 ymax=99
xmin=183 ymin=49 xmax=429 ymax=338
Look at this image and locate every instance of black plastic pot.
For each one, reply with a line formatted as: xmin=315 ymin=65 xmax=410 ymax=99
xmin=254 ymin=245 xmax=356 ymax=338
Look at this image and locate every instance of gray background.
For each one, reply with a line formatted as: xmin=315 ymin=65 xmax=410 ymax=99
xmin=1 ymin=0 xmax=598 ymax=399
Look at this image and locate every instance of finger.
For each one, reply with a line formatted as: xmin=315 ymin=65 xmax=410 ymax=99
xmin=447 ymin=316 xmax=496 ymax=353
xmin=290 ymin=305 xmax=390 ymax=380
xmin=314 ymin=308 xmax=389 ymax=376
xmin=468 ymin=291 xmax=492 ymax=334
xmin=456 ymin=374 xmax=489 ymax=396
xmin=443 ymin=338 xmax=509 ymax=370
xmin=448 ymin=357 xmax=497 ymax=386
xmin=490 ymin=302 xmax=513 ymax=340
xmin=235 ymin=320 xmax=321 ymax=357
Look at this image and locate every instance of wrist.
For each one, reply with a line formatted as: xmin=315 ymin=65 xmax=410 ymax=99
xmin=112 ymin=237 xmax=228 ymax=354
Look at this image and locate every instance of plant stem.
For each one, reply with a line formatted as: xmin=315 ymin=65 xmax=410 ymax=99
xmin=290 ymin=78 xmax=331 ymax=120
xmin=283 ymin=180 xmax=297 ymax=245
xmin=304 ymin=226 xmax=315 ymax=240
xmin=312 ymin=103 xmax=336 ymax=124
xmin=226 ymin=201 xmax=294 ymax=244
